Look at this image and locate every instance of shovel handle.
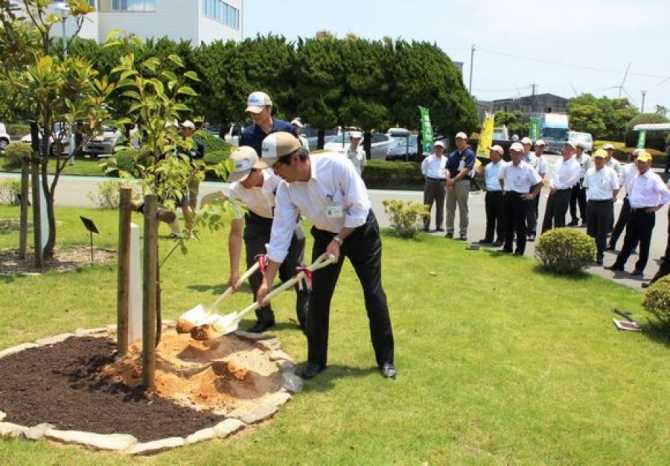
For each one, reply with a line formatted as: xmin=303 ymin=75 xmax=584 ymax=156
xmin=211 ymin=260 xmax=261 ymax=308
xmin=232 ymin=253 xmax=336 ymax=324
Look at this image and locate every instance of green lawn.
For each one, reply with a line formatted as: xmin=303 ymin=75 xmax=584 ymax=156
xmin=0 ymin=205 xmax=668 ymax=465
xmin=1 ymin=157 xmax=109 ymax=177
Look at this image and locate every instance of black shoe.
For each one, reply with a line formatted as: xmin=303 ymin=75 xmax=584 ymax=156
xmin=458 ymin=235 xmax=467 ymax=241
xmin=499 ymin=248 xmax=513 ymax=254
xmin=596 ymin=259 xmax=604 ymax=265
xmin=435 ymin=227 xmax=445 ymax=232
xmin=422 ymin=227 xmax=430 ymax=232
xmin=527 ymin=234 xmax=535 ymax=242
xmin=605 ymin=265 xmax=624 ymax=272
xmin=514 ymin=251 xmax=524 ymax=256
xmin=491 ymin=241 xmax=503 ymax=247
xmin=300 ymin=362 xmax=325 ymax=380
xmin=641 ymin=282 xmax=651 ymax=289
xmin=630 ymin=269 xmax=643 ymax=277
xmin=445 ymin=233 xmax=453 ymax=239
xmin=248 ymin=320 xmax=275 ymax=333
xmin=380 ymin=362 xmax=397 ymax=379
xmin=568 ymin=220 xmax=579 ymax=226
xmin=478 ymin=239 xmax=492 ymax=244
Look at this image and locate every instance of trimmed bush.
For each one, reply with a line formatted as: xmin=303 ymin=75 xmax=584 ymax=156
xmin=535 ymin=228 xmax=596 ymax=274
xmin=0 ymin=178 xmax=21 ymax=205
xmin=363 ymin=160 xmax=423 ymax=190
xmin=2 ymin=141 xmax=32 ymax=168
xmin=196 ymin=130 xmax=231 ymax=153
xmin=642 ymin=275 xmax=670 ymax=325
xmin=624 ymin=113 xmax=670 ymax=151
xmin=6 ymin=123 xmax=30 ymax=137
xmin=382 ymin=199 xmax=429 ymax=239
xmin=105 ymin=148 xmax=143 ymax=178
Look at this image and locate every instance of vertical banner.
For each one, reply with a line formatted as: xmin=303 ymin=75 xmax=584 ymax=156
xmin=529 ymin=116 xmax=541 ymax=141
xmin=476 ymin=113 xmax=495 ymax=158
xmin=636 ymin=130 xmax=646 ymax=149
xmin=419 ymin=106 xmax=434 ymax=154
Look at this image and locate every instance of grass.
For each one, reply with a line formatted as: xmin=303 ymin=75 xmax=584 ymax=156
xmin=0 ymin=204 xmax=669 ymax=464
xmin=1 ymin=157 xmax=109 ymax=177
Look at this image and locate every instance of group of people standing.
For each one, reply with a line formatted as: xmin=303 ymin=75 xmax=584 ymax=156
xmin=422 ymin=134 xmax=670 ymax=282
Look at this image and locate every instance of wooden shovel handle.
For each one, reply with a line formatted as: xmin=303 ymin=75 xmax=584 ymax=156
xmin=211 ymin=260 xmax=261 ymax=308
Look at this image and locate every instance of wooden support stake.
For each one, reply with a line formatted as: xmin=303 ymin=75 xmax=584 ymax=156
xmin=142 ymin=194 xmax=158 ymax=391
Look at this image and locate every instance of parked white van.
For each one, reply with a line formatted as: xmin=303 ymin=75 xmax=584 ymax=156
xmin=567 ymin=131 xmax=593 ymax=153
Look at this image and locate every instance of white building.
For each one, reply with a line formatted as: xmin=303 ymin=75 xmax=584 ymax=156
xmin=53 ymin=0 xmax=242 ymax=45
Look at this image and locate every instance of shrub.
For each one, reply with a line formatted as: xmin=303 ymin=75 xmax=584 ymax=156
xmin=382 ymin=199 xmax=429 ymax=239
xmin=86 ymin=180 xmax=136 ymax=209
xmin=196 ymin=130 xmax=231 ymax=153
xmin=6 ymin=123 xmax=30 ymax=137
xmin=2 ymin=141 xmax=32 ymax=168
xmin=0 ymin=179 xmax=21 ymax=205
xmin=363 ymin=160 xmax=423 ymax=190
xmin=624 ymin=113 xmax=670 ymax=151
xmin=535 ymin=228 xmax=596 ymax=274
xmin=106 ymin=148 xmax=143 ymax=178
xmin=642 ymin=275 xmax=670 ymax=325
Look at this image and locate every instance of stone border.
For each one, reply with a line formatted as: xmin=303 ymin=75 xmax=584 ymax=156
xmin=0 ymin=321 xmax=301 ymax=455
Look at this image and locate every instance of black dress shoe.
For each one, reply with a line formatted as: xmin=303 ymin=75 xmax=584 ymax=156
xmin=605 ymin=265 xmax=624 ymax=272
xmin=435 ymin=227 xmax=445 ymax=232
xmin=445 ymin=233 xmax=454 ymax=238
xmin=568 ymin=220 xmax=579 ymax=226
xmin=248 ymin=320 xmax=275 ymax=333
xmin=491 ymin=241 xmax=503 ymax=247
xmin=514 ymin=251 xmax=524 ymax=256
xmin=478 ymin=239 xmax=493 ymax=244
xmin=641 ymin=282 xmax=651 ymax=289
xmin=300 ymin=362 xmax=325 ymax=380
xmin=630 ymin=269 xmax=643 ymax=277
xmin=380 ymin=362 xmax=397 ymax=379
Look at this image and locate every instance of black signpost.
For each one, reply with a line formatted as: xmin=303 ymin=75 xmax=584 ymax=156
xmin=80 ymin=216 xmax=99 ymax=263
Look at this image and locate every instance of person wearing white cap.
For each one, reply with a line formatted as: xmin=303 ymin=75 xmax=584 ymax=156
xmin=257 ymin=132 xmax=396 ymax=381
xmin=477 ymin=145 xmax=507 ymax=246
xmin=582 ymin=149 xmax=620 ymax=265
xmin=240 ymin=91 xmax=296 ymax=156
xmin=498 ymin=142 xmax=543 ymax=255
xmin=526 ymin=139 xmax=548 ymax=241
xmin=541 ymin=141 xmax=580 ymax=233
xmin=445 ymin=131 xmax=476 ymax=240
xmin=603 ymin=143 xmax=622 ymax=233
xmin=223 ymin=145 xmax=310 ymax=333
xmin=420 ymin=140 xmax=448 ymax=232
xmin=606 ymin=151 xmax=670 ymax=276
xmin=346 ymin=131 xmax=366 ymax=175
xmin=568 ymin=142 xmax=592 ymax=227
xmin=608 ymin=147 xmax=639 ymax=250
xmin=290 ymin=118 xmax=310 ymax=152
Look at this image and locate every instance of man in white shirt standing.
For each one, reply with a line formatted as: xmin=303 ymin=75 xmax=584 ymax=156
xmin=291 ymin=118 xmax=310 ymax=153
xmin=346 ymin=131 xmax=366 ymax=176
xmin=421 ymin=140 xmax=447 ymax=232
xmin=525 ymin=139 xmax=548 ymax=241
xmin=257 ymin=132 xmax=396 ymax=381
xmin=568 ymin=142 xmax=592 ymax=227
xmin=582 ymin=149 xmax=620 ymax=265
xmin=606 ymin=151 xmax=670 ymax=277
xmin=225 ymin=146 xmax=310 ymax=333
xmin=477 ymin=144 xmax=507 ymax=245
xmin=541 ymin=141 xmax=581 ymax=233
xmin=608 ymin=146 xmax=638 ymax=250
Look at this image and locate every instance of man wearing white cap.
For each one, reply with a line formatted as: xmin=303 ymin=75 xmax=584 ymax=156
xmin=257 ymin=132 xmax=396 ymax=381
xmin=291 ymin=118 xmax=310 ymax=152
xmin=346 ymin=131 xmax=366 ymax=176
xmin=568 ymin=142 xmax=592 ymax=227
xmin=225 ymin=146 xmax=309 ymax=333
xmin=421 ymin=140 xmax=447 ymax=231
xmin=526 ymin=139 xmax=548 ymax=241
xmin=478 ymin=144 xmax=507 ymax=246
xmin=541 ymin=141 xmax=580 ymax=233
xmin=608 ymin=146 xmax=639 ymax=250
xmin=240 ymin=91 xmax=296 ymax=156
xmin=445 ymin=131 xmax=476 ymax=240
xmin=606 ymin=151 xmax=670 ymax=276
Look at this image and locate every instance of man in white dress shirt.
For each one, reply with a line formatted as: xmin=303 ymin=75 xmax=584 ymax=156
xmin=568 ymin=142 xmax=592 ymax=227
xmin=345 ymin=131 xmax=366 ymax=176
xmin=606 ymin=151 xmax=670 ymax=277
xmin=477 ymin=144 xmax=507 ymax=245
xmin=225 ymin=146 xmax=309 ymax=333
xmin=525 ymin=139 xmax=548 ymax=241
xmin=541 ymin=141 xmax=581 ymax=233
xmin=256 ymin=132 xmax=396 ymax=381
xmin=421 ymin=140 xmax=447 ymax=231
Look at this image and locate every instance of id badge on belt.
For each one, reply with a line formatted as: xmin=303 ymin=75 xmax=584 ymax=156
xmin=326 ymin=196 xmax=343 ymax=218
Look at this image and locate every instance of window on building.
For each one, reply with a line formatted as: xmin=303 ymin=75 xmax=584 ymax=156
xmin=203 ymin=0 xmax=240 ymax=30
xmin=99 ymin=0 xmax=156 ymax=12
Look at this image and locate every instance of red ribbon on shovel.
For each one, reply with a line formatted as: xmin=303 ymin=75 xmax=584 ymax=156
xmin=255 ymin=254 xmax=268 ymax=277
xmin=295 ymin=266 xmax=313 ymax=291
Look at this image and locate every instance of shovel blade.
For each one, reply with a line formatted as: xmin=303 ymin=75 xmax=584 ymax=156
xmin=208 ymin=312 xmax=240 ymax=335
xmin=176 ymin=304 xmax=208 ymax=333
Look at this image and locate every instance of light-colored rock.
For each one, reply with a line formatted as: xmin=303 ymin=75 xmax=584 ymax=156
xmin=276 ymin=359 xmax=295 ymax=372
xmin=76 ymin=327 xmax=109 ymax=337
xmin=213 ymin=418 xmax=245 ymax=438
xmin=234 ymin=330 xmax=269 ymax=341
xmin=45 ymin=429 xmax=137 ymax=451
xmin=234 ymin=402 xmax=278 ymax=425
xmin=268 ymin=350 xmax=294 ymax=363
xmin=24 ymin=423 xmax=54 ymax=440
xmin=185 ymin=427 xmax=216 ymax=445
xmin=0 ymin=410 xmax=5 ymax=421
xmin=0 ymin=422 xmax=28 ymax=438
xmin=35 ymin=333 xmax=74 ymax=346
xmin=0 ymin=343 xmax=38 ymax=359
xmin=282 ymin=372 xmax=304 ymax=393
xmin=126 ymin=437 xmax=184 ymax=455
xmin=105 ymin=324 xmax=118 ymax=334
xmin=266 ymin=391 xmax=291 ymax=408
xmin=255 ymin=338 xmax=281 ymax=352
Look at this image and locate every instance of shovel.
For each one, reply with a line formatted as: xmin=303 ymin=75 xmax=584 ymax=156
xmin=212 ymin=253 xmax=337 ymax=336
xmin=176 ymin=261 xmax=261 ymax=334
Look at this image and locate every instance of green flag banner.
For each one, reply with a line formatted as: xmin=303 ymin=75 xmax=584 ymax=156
xmin=529 ymin=116 xmax=541 ymax=141
xmin=637 ymin=130 xmax=646 ymax=149
xmin=419 ymin=106 xmax=434 ymax=154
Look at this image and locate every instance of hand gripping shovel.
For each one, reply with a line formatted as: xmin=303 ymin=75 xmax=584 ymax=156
xmin=176 ymin=261 xmax=261 ymax=334
xmin=210 ymin=253 xmax=337 ymax=336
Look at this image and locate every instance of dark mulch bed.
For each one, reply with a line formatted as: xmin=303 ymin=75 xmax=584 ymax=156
xmin=0 ymin=337 xmax=224 ymax=443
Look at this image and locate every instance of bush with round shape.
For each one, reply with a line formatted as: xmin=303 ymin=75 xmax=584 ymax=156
xmin=2 ymin=141 xmax=32 ymax=169
xmin=535 ymin=228 xmax=596 ymax=274
xmin=642 ymin=275 xmax=670 ymax=325
xmin=382 ymin=199 xmax=429 ymax=239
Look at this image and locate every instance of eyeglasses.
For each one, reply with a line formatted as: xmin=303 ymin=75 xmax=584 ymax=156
xmin=272 ymin=157 xmax=290 ymax=170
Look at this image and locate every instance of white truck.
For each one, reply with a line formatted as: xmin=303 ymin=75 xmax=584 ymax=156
xmin=0 ymin=123 xmax=11 ymax=153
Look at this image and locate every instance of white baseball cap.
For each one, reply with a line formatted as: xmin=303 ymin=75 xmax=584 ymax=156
xmin=509 ymin=142 xmax=524 ymax=153
xmin=228 ymin=146 xmax=268 ymax=183
xmin=488 ymin=145 xmax=504 ymax=155
xmin=261 ymin=132 xmax=302 ymax=165
xmin=535 ymin=139 xmax=546 ymax=146
xmin=455 ymin=131 xmax=468 ymax=140
xmin=180 ymin=120 xmax=195 ymax=130
xmin=290 ymin=118 xmax=303 ymax=128
xmin=520 ymin=137 xmax=532 ymax=145
xmin=603 ymin=143 xmax=615 ymax=150
xmin=434 ymin=140 xmax=445 ymax=148
xmin=246 ymin=91 xmax=273 ymax=113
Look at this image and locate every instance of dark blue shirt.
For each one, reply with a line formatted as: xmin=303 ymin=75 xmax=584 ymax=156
xmin=446 ymin=148 xmax=476 ymax=179
xmin=239 ymin=119 xmax=296 ymax=157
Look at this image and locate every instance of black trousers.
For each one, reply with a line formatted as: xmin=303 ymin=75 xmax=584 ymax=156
xmin=612 ymin=209 xmax=656 ymax=272
xmin=651 ymin=207 xmax=670 ymax=283
xmin=542 ymin=188 xmax=572 ymax=233
xmin=569 ymin=182 xmax=587 ymax=223
xmin=502 ymin=191 xmax=528 ymax=254
xmin=307 ymin=211 xmax=394 ymax=368
xmin=484 ymin=190 xmax=505 ymax=242
xmin=586 ymin=199 xmax=613 ymax=260
xmin=244 ymin=212 xmax=309 ymax=325
xmin=526 ymin=194 xmax=540 ymax=235
xmin=610 ymin=196 xmax=631 ymax=248
xmin=423 ymin=178 xmax=446 ymax=230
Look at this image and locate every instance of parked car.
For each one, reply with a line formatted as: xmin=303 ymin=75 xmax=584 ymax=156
xmin=83 ymin=125 xmax=123 ymax=158
xmin=20 ymin=122 xmax=71 ymax=156
xmin=0 ymin=123 xmax=10 ymax=153
xmin=567 ymin=130 xmax=593 ymax=153
xmin=386 ymin=134 xmax=419 ymax=161
xmin=324 ymin=131 xmax=395 ymax=159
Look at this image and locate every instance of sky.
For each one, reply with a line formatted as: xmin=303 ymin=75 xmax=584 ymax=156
xmin=243 ymin=0 xmax=670 ymax=114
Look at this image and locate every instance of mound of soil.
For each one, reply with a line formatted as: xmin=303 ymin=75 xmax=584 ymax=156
xmin=0 ymin=331 xmax=284 ymax=443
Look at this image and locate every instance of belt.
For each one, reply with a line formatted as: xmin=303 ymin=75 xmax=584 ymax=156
xmin=588 ymin=199 xmax=612 ymax=203
xmin=426 ymin=177 xmax=446 ymax=181
xmin=630 ymin=207 xmax=655 ymax=212
xmin=557 ymin=188 xmax=571 ymax=192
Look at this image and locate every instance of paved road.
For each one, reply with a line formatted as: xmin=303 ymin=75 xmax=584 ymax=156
xmin=2 ymin=159 xmax=668 ymax=291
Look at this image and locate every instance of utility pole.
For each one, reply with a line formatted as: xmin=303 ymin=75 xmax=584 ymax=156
xmin=640 ymin=90 xmax=647 ymax=113
xmin=468 ymin=44 xmax=475 ymax=95
xmin=530 ymin=83 xmax=538 ymax=112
